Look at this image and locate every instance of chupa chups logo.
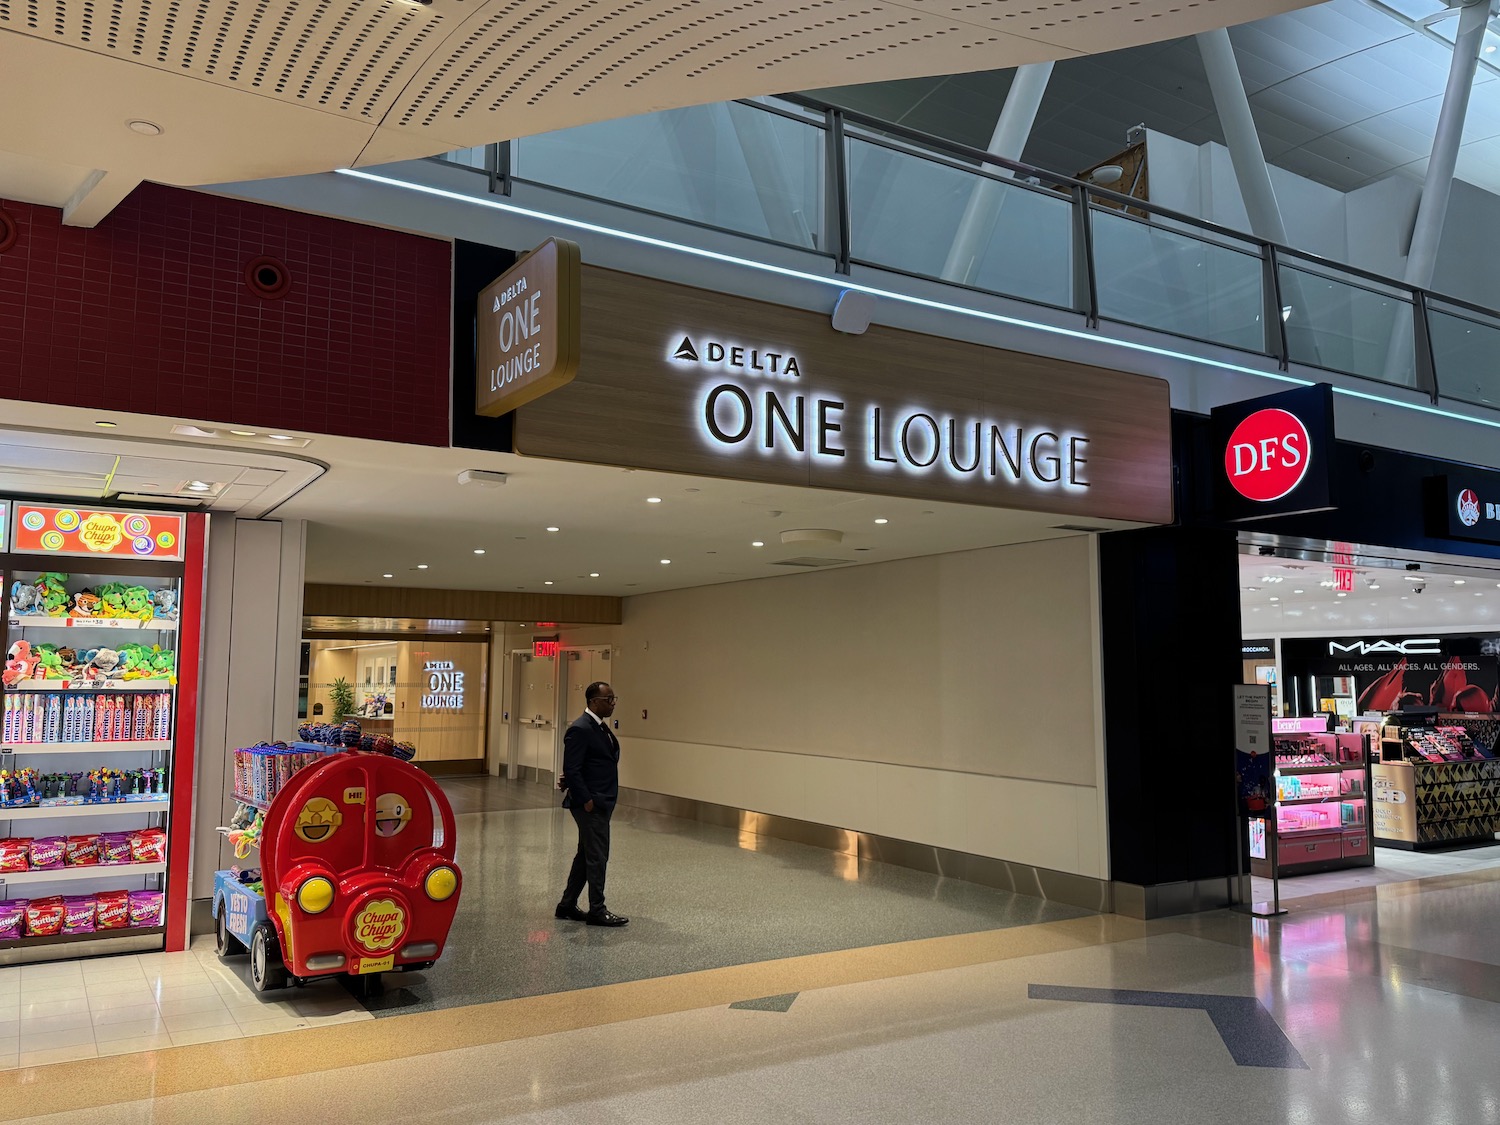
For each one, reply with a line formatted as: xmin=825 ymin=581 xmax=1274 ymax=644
xmin=1458 ymin=488 xmax=1482 ymax=527
xmin=669 ymin=335 xmax=801 ymax=378
xmin=79 ymin=514 xmax=123 ymax=553
xmin=1224 ymin=408 xmax=1310 ymax=503
xmin=352 ymin=898 xmax=406 ymax=953
xmin=1328 ymin=638 xmax=1442 ymax=656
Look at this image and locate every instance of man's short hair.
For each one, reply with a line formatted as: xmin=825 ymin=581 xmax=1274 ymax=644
xmin=585 ymin=681 xmax=611 ymax=703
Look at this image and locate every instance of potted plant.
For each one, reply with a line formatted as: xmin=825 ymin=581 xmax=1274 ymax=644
xmin=329 ymin=676 xmax=356 ymax=724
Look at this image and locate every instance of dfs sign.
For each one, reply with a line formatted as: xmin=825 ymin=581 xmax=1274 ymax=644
xmin=1211 ymin=385 xmax=1335 ymax=522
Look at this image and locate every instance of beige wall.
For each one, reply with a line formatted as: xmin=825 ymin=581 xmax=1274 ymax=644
xmin=394 ymin=640 xmax=488 ymax=762
xmin=586 ymin=535 xmax=1109 ymax=880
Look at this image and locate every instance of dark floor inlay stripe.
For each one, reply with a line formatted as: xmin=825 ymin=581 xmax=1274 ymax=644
xmin=1028 ymin=984 xmax=1307 ymax=1069
xmin=729 ymin=992 xmax=799 ymax=1012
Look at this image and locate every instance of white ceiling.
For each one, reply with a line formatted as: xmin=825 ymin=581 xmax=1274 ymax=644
xmin=816 ymin=0 xmax=1500 ymax=196
xmin=0 ymin=0 xmax=1314 ymax=225
xmin=1239 ymin=547 xmax=1500 ymax=637
xmin=0 ymin=397 xmax=1136 ymax=598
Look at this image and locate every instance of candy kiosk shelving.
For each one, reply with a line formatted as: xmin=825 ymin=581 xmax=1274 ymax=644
xmin=0 ymin=501 xmax=205 ymax=963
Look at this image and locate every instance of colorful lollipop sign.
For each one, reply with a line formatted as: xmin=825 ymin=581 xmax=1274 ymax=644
xmin=12 ymin=505 xmax=185 ymax=561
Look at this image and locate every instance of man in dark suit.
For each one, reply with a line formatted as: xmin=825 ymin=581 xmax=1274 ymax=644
xmin=555 ymin=681 xmax=629 ymax=927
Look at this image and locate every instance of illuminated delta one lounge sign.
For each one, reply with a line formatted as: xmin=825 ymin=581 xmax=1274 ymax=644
xmin=670 ymin=335 xmax=1090 ymax=491
xmin=506 ymin=266 xmax=1174 ymax=524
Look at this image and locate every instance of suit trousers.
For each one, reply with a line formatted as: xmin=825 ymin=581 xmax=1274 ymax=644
xmin=562 ymin=804 xmax=612 ymax=912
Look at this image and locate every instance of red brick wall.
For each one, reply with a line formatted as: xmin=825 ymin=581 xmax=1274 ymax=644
xmin=0 ymin=184 xmax=452 ymax=447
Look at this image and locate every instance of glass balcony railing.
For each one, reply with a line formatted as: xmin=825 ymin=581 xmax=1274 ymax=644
xmin=433 ymin=94 xmax=1494 ymax=406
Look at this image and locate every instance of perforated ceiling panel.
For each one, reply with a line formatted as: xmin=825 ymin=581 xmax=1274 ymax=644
xmin=0 ymin=0 xmax=1316 ymax=221
xmin=0 ymin=0 xmax=444 ymax=120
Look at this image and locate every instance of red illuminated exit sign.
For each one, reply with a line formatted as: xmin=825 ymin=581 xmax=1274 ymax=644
xmin=1334 ymin=568 xmax=1354 ymax=593
xmin=533 ymin=636 xmax=560 ymax=658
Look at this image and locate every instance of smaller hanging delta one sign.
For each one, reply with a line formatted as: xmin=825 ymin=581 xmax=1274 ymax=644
xmin=508 ymin=267 xmax=1172 ymax=521
xmin=475 ymin=239 xmax=582 ymax=417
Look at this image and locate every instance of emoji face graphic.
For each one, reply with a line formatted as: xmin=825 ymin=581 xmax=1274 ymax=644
xmin=374 ymin=793 xmax=412 ymax=838
xmin=294 ymin=797 xmax=342 ymax=843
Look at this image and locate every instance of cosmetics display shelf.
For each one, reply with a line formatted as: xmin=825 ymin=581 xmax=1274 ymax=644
xmin=1251 ymin=731 xmax=1374 ymax=879
xmin=1279 ymin=796 xmax=1345 ymax=807
xmin=0 ymin=862 xmax=165 ymax=886
xmin=1276 ymin=764 xmax=1347 ymax=775
xmin=0 ymin=801 xmax=170 ymax=821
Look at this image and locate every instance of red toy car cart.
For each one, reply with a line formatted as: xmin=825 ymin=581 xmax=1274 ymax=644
xmin=226 ymin=750 xmax=462 ymax=992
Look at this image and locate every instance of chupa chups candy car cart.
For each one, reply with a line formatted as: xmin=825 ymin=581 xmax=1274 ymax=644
xmin=211 ymin=749 xmax=461 ymax=991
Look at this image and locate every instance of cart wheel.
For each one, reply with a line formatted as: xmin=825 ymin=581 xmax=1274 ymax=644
xmin=249 ymin=924 xmax=288 ymax=992
xmin=214 ymin=907 xmax=241 ymax=960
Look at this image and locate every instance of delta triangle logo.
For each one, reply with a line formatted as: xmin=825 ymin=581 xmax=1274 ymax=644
xmin=492 ymin=295 xmax=501 ymax=312
xmin=672 ymin=336 xmax=698 ymax=361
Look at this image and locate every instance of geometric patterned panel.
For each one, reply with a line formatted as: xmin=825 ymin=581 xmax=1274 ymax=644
xmin=1412 ymin=761 xmax=1500 ymax=845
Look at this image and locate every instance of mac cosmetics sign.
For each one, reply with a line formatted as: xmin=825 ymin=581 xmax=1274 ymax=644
xmin=475 ymin=238 xmax=582 ymax=418
xmin=1211 ymin=384 xmax=1336 ymax=522
xmin=510 ymin=267 xmax=1173 ymax=523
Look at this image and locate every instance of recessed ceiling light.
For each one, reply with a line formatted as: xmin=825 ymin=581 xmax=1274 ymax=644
xmin=184 ymin=481 xmax=214 ymax=492
xmin=417 ymin=564 xmax=429 ymax=570
xmin=590 ymin=572 xmax=599 ymax=578
xmin=751 ymin=541 xmax=764 ymax=548
xmin=127 ymin=119 xmax=162 ymax=136
xmin=545 ymin=580 xmax=554 ymax=585
xmin=1369 ymin=584 xmax=1381 ymax=590
xmin=1455 ymin=579 xmax=1467 ymax=585
xmin=874 ymin=518 xmax=888 ymax=525
xmin=660 ymin=559 xmax=671 ymax=564
xmin=268 ymin=434 xmax=296 ymax=441
xmin=1478 ymin=592 xmax=1485 ymax=597
xmin=94 ymin=420 xmax=117 ymax=428
xmin=1337 ymin=592 xmax=1348 ymax=598
xmin=1401 ymin=595 xmax=1408 ymax=600
xmin=646 ymin=497 xmax=662 ymax=504
xmin=546 ymin=527 xmax=560 ymax=532
xmin=382 ymin=573 xmax=393 ymax=579
xmin=1269 ymin=597 xmax=1279 ymax=602
xmin=1293 ymin=589 xmax=1304 ymax=594
xmin=474 ymin=549 xmax=486 ymax=555
xmin=229 ymin=430 xmax=257 ymax=437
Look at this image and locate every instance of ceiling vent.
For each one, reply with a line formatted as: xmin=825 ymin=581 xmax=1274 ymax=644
xmin=771 ymin=556 xmax=849 ymax=568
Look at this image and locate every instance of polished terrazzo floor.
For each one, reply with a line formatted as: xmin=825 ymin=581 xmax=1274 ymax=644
xmin=2 ymin=779 xmax=1499 ymax=1122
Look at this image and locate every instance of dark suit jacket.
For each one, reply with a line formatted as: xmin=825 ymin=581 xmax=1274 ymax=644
xmin=563 ymin=712 xmax=619 ymax=812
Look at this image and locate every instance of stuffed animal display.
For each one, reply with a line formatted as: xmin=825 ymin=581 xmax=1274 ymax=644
xmin=9 ymin=576 xmax=179 ymax=623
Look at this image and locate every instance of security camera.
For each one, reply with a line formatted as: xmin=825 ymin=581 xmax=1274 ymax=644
xmin=1413 ymin=582 xmax=1426 ymax=594
xmin=1406 ymin=563 xmax=1421 ymax=571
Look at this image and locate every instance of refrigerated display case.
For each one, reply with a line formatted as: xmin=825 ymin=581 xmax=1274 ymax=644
xmin=1251 ymin=731 xmax=1373 ymax=878
xmin=0 ymin=502 xmax=204 ymax=963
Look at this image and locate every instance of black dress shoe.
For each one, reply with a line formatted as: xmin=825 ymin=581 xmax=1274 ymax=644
xmin=555 ymin=903 xmax=587 ymax=921
xmin=585 ymin=909 xmax=629 ymax=927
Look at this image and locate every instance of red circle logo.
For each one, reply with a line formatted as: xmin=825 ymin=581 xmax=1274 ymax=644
xmin=1224 ymin=408 xmax=1311 ymax=502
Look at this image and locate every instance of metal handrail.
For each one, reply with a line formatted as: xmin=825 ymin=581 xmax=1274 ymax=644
xmin=430 ymin=91 xmax=1500 ymax=408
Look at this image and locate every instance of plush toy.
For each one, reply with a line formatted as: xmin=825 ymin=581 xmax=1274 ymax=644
xmin=123 ymin=586 xmax=154 ymax=622
xmin=9 ymin=581 xmax=43 ymax=617
xmin=37 ymin=574 xmax=70 ymax=617
xmin=147 ymin=648 xmax=175 ymax=678
xmin=115 ymin=645 xmax=146 ymax=678
xmin=2 ymin=641 xmax=40 ymax=687
xmin=97 ymin=584 xmax=126 ymax=618
xmin=84 ymin=648 xmax=121 ymax=681
xmin=34 ymin=645 xmax=67 ymax=679
xmin=71 ymin=591 xmax=100 ymax=618
xmin=152 ymin=589 xmax=178 ymax=621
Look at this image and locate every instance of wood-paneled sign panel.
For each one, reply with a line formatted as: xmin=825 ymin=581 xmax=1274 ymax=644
xmin=511 ymin=267 xmax=1172 ymax=523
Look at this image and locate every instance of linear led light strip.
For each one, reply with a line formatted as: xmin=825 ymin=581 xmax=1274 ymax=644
xmin=336 ymin=167 xmax=1500 ymax=434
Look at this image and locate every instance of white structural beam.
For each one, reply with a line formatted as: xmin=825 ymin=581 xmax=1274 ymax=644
xmin=1196 ymin=28 xmax=1287 ymax=245
xmin=941 ymin=61 xmax=1054 ymax=286
xmin=1405 ymin=0 xmax=1491 ymax=289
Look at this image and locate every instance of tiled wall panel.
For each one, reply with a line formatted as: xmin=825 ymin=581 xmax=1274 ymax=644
xmin=0 ymin=186 xmax=452 ymax=446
